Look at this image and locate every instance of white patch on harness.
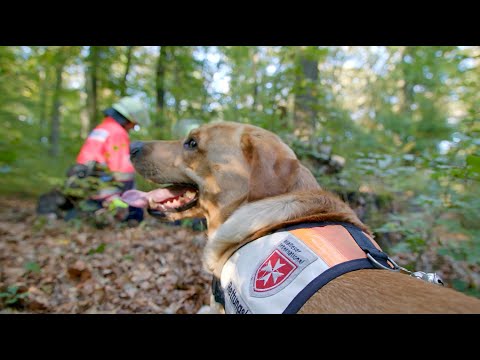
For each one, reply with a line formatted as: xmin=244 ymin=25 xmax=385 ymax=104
xmin=224 ymin=281 xmax=252 ymax=314
xmin=88 ymin=129 xmax=109 ymax=142
xmin=221 ymin=231 xmax=330 ymax=314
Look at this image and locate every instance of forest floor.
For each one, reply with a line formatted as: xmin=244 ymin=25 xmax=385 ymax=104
xmin=0 ymin=197 xmax=211 ymax=314
xmin=1 ymin=197 xmax=479 ymax=314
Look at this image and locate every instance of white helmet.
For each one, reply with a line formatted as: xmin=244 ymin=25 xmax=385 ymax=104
xmin=112 ymin=96 xmax=150 ymax=127
xmin=172 ymin=118 xmax=202 ymax=138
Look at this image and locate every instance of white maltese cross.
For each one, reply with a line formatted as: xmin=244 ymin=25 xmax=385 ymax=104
xmin=258 ymin=259 xmax=286 ymax=285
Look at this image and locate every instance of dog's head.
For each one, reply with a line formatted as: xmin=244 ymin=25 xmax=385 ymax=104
xmin=122 ymin=121 xmax=320 ymax=233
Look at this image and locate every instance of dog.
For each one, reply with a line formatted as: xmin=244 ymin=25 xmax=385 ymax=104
xmin=122 ymin=121 xmax=480 ymax=314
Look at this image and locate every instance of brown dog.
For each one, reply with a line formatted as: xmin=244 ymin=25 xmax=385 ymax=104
xmin=122 ymin=121 xmax=480 ymax=314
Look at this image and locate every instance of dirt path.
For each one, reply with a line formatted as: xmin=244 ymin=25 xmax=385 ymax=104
xmin=0 ymin=197 xmax=211 ymax=313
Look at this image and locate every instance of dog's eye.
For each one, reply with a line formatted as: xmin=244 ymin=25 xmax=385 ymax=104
xmin=184 ymin=138 xmax=197 ymax=150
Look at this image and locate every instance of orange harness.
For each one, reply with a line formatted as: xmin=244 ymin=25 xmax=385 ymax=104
xmin=214 ymin=222 xmax=392 ymax=314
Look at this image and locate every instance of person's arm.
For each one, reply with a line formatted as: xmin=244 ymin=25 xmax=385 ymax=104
xmin=76 ymin=128 xmax=108 ymax=166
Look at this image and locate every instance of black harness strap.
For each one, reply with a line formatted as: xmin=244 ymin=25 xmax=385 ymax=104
xmin=283 ymin=258 xmax=375 ymax=314
xmin=212 ymin=275 xmax=225 ymax=308
xmin=341 ymin=223 xmax=389 ymax=264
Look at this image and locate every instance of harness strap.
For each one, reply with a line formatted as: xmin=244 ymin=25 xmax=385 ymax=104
xmin=283 ymin=258 xmax=374 ymax=314
xmin=341 ymin=223 xmax=389 ymax=263
xmin=212 ymin=276 xmax=225 ymax=308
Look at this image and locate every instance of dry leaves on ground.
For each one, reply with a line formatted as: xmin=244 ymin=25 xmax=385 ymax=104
xmin=0 ymin=197 xmax=211 ymax=314
xmin=1 ymin=197 xmax=478 ymax=313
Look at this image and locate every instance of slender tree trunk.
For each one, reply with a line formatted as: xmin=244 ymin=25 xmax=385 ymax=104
xmin=80 ymin=109 xmax=89 ymax=139
xmin=174 ymin=58 xmax=180 ymax=121
xmin=400 ymin=46 xmax=415 ymax=114
xmin=252 ymin=51 xmax=259 ymax=111
xmin=398 ymin=46 xmax=415 ymax=143
xmin=49 ymin=62 xmax=64 ymax=157
xmin=120 ymin=46 xmax=134 ymax=96
xmin=38 ymin=67 xmax=49 ymax=140
xmin=293 ymin=51 xmax=319 ymax=137
xmin=155 ymin=46 xmax=167 ymax=128
xmin=201 ymin=58 xmax=210 ymax=115
xmin=86 ymin=46 xmax=99 ymax=131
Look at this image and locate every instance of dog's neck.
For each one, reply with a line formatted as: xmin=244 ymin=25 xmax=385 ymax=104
xmin=203 ymin=190 xmax=370 ymax=275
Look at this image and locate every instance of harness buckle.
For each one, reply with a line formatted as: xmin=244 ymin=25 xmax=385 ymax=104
xmin=366 ymin=252 xmax=408 ymax=273
xmin=367 ymin=253 xmax=445 ymax=286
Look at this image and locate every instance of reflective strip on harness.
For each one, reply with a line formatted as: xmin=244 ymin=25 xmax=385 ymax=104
xmin=219 ymin=223 xmax=386 ymax=314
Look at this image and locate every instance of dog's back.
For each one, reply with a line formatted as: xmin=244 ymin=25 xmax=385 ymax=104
xmin=299 ymin=269 xmax=480 ymax=313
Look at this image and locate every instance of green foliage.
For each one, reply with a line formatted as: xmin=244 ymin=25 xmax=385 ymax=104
xmin=122 ymin=254 xmax=134 ymax=261
xmin=88 ymin=243 xmax=106 ymax=255
xmin=24 ymin=261 xmax=41 ymax=274
xmin=451 ymin=279 xmax=480 ymax=298
xmin=0 ymin=286 xmax=29 ymax=306
xmin=1 ymin=45 xmax=480 ymax=297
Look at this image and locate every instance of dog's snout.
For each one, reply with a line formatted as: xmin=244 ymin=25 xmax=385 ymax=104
xmin=130 ymin=141 xmax=144 ymax=159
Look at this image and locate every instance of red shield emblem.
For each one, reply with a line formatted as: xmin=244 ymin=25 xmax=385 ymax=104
xmin=253 ymin=250 xmax=297 ymax=292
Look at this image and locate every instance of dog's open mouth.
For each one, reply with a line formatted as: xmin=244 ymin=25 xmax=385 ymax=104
xmin=121 ymin=184 xmax=198 ymax=217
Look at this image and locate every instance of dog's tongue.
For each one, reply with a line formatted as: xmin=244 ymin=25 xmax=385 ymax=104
xmin=121 ymin=189 xmax=176 ymax=208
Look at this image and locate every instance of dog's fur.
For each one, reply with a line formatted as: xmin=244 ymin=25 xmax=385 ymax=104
xmin=131 ymin=121 xmax=480 ymax=313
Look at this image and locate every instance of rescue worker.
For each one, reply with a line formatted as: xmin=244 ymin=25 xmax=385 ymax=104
xmin=67 ymin=96 xmax=150 ymax=225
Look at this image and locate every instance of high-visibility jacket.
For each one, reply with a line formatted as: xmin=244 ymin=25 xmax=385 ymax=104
xmin=76 ymin=117 xmax=135 ymax=181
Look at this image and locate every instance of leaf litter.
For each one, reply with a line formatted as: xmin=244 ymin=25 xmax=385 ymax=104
xmin=1 ymin=197 xmax=479 ymax=313
xmin=0 ymin=198 xmax=211 ymax=314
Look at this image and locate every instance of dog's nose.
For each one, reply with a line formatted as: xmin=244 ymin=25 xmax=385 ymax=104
xmin=130 ymin=141 xmax=144 ymax=159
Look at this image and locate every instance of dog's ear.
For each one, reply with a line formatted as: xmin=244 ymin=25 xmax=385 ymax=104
xmin=241 ymin=131 xmax=300 ymax=202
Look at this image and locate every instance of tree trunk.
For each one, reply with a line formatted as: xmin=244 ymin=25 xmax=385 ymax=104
xmin=155 ymin=46 xmax=167 ymax=128
xmin=400 ymin=46 xmax=415 ymax=115
xmin=173 ymin=55 xmax=180 ymax=126
xmin=252 ymin=51 xmax=259 ymax=111
xmin=294 ymin=51 xmax=319 ymax=137
xmin=86 ymin=46 xmax=99 ymax=131
xmin=49 ymin=62 xmax=64 ymax=157
xmin=38 ymin=67 xmax=49 ymax=140
xmin=120 ymin=46 xmax=134 ymax=96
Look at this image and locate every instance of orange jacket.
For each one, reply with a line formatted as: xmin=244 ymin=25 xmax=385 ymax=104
xmin=76 ymin=117 xmax=135 ymax=178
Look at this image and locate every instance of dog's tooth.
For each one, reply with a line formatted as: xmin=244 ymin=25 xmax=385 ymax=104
xmin=148 ymin=197 xmax=155 ymax=208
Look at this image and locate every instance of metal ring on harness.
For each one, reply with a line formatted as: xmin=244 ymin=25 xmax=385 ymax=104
xmin=366 ymin=253 xmax=410 ymax=273
xmin=367 ymin=253 xmax=446 ymax=287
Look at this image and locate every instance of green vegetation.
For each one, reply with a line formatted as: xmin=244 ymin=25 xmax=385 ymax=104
xmin=0 ymin=285 xmax=29 ymax=307
xmin=1 ymin=46 xmax=479 ymax=296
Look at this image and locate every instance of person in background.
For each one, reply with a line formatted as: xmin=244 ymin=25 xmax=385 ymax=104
xmin=67 ymin=96 xmax=150 ymax=226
